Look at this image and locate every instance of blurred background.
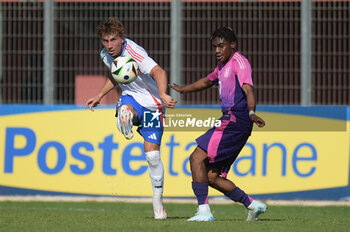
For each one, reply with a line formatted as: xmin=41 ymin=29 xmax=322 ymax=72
xmin=0 ymin=0 xmax=349 ymax=107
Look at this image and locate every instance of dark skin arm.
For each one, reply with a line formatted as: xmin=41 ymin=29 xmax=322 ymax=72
xmin=169 ymin=77 xmax=214 ymax=93
xmin=241 ymin=83 xmax=265 ymax=127
xmin=170 ymin=78 xmax=265 ymax=127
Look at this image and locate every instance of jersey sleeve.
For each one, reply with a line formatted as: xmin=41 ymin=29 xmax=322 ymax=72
xmin=100 ymin=48 xmax=112 ymax=69
xmin=207 ymin=67 xmax=219 ymax=86
xmin=237 ymin=60 xmax=253 ymax=87
xmin=138 ymin=55 xmax=157 ymax=75
xmin=126 ymin=43 xmax=157 ymax=75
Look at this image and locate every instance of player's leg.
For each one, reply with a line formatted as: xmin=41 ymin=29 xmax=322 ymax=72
xmin=144 ymin=141 xmax=166 ymax=220
xmin=207 ymin=169 xmax=267 ymax=221
xmin=136 ymin=105 xmax=166 ymax=219
xmin=187 ymin=146 xmax=214 ymax=222
xmin=208 ymin=169 xmax=252 ymax=207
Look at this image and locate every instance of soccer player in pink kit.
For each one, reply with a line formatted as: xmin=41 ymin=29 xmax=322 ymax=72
xmin=170 ymin=27 xmax=267 ymax=221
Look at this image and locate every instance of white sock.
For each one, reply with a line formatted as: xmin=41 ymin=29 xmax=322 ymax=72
xmin=198 ymin=204 xmax=211 ymax=212
xmin=145 ymin=150 xmax=164 ymax=210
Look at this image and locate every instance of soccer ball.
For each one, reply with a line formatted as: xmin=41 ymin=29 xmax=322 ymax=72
xmin=111 ymin=56 xmax=139 ymax=84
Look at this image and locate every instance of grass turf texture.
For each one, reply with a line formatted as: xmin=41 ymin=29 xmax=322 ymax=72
xmin=0 ymin=201 xmax=349 ymax=232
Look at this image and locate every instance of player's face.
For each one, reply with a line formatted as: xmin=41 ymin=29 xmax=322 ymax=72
xmin=212 ymin=37 xmax=235 ymax=63
xmin=101 ymin=33 xmax=124 ymax=57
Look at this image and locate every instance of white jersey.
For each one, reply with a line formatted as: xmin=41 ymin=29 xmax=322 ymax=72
xmin=100 ymin=38 xmax=163 ymax=111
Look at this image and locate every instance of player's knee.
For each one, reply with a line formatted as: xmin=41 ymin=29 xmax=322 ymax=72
xmin=145 ymin=150 xmax=161 ymax=167
xmin=189 ymin=152 xmax=202 ymax=166
xmin=208 ymin=176 xmax=218 ymax=187
xmin=189 ymin=152 xmax=197 ymax=165
xmin=189 ymin=147 xmax=207 ymax=165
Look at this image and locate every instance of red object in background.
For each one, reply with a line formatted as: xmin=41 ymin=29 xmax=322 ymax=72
xmin=75 ymin=75 xmax=120 ymax=106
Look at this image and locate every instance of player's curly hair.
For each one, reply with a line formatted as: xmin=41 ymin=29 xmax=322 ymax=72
xmin=96 ymin=17 xmax=125 ymax=38
xmin=210 ymin=26 xmax=238 ymax=44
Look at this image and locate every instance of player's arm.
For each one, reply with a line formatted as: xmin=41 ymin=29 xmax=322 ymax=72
xmin=242 ymin=83 xmax=265 ymax=127
xmin=169 ymin=77 xmax=213 ymax=94
xmin=85 ymin=77 xmax=117 ymax=111
xmin=150 ymin=65 xmax=177 ymax=108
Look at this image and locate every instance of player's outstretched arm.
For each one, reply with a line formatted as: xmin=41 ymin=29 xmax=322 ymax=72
xmin=169 ymin=77 xmax=213 ymax=94
xmin=150 ymin=65 xmax=177 ymax=108
xmin=242 ymin=83 xmax=265 ymax=127
xmin=85 ymin=77 xmax=116 ymax=111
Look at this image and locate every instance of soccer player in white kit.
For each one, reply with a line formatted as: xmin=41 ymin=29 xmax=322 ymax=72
xmin=85 ymin=17 xmax=176 ymax=219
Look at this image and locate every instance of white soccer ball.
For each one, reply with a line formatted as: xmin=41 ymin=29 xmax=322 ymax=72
xmin=111 ymin=56 xmax=139 ymax=84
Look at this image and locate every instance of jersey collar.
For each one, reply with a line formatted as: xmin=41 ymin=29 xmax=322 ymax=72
xmin=121 ymin=38 xmax=128 ymax=56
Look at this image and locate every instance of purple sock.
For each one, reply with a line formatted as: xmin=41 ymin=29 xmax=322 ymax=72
xmin=192 ymin=182 xmax=209 ymax=205
xmin=225 ymin=187 xmax=253 ymax=208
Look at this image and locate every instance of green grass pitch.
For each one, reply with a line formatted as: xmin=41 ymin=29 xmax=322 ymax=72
xmin=0 ymin=201 xmax=349 ymax=232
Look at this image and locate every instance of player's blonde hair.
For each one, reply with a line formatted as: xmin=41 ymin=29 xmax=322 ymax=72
xmin=96 ymin=17 xmax=125 ymax=38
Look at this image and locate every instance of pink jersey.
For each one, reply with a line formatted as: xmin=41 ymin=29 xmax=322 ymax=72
xmin=207 ymin=52 xmax=253 ymax=113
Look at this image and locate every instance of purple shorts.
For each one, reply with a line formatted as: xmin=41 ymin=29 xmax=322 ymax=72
xmin=196 ymin=111 xmax=253 ymax=178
